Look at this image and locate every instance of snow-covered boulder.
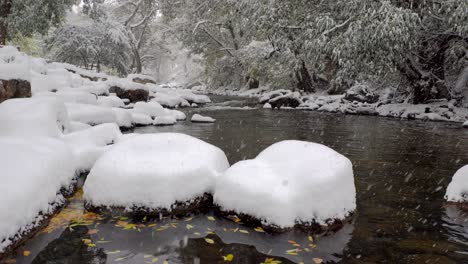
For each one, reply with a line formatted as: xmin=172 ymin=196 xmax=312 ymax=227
xmin=65 ymin=103 xmax=117 ymax=126
xmin=97 ymin=95 xmax=125 ymax=108
xmin=344 ymin=84 xmax=379 ymax=104
xmin=0 ymin=137 xmax=77 ymax=253
xmin=84 ymin=133 xmax=230 ymax=214
xmin=269 ymin=92 xmax=302 ymax=109
xmin=108 ymin=79 xmax=149 ymax=103
xmin=168 ymin=109 xmax=187 ymax=121
xmin=214 ymin=140 xmax=356 ymax=231
xmin=128 ymin=74 xmax=156 ymax=85
xmin=191 ymin=114 xmax=216 ymax=123
xmin=69 ymin=121 xmax=92 ymax=133
xmin=62 ymin=123 xmax=122 ymax=172
xmin=154 ymin=116 xmax=177 ymax=126
xmin=150 ymin=93 xmax=190 ymax=108
xmin=263 ymin=103 xmax=272 ymax=109
xmin=111 ymin=108 xmax=133 ymax=129
xmin=463 ymin=121 xmax=468 ymax=128
xmin=132 ymin=113 xmax=153 ymax=126
xmin=0 ymin=98 xmax=69 ymax=138
xmin=445 ymin=166 xmax=468 ymax=203
xmin=133 ymin=101 xmax=167 ymax=117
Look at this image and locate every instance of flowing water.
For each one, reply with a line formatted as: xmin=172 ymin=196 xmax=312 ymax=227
xmin=5 ymin=97 xmax=468 ymax=264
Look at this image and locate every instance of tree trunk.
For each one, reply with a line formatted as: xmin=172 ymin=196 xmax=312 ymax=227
xmin=132 ymin=46 xmax=142 ymax=74
xmin=295 ymin=60 xmax=315 ymax=93
xmin=0 ymin=0 xmax=12 ymax=45
xmin=454 ymin=65 xmax=468 ymax=107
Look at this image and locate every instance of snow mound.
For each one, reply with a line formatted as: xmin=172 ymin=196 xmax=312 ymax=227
xmin=0 ymin=98 xmax=69 ymax=138
xmin=192 ymin=114 xmax=216 ymax=123
xmin=84 ymin=133 xmax=230 ymax=210
xmin=98 ymin=95 xmax=125 ymax=108
xmin=445 ymin=165 xmax=468 ymax=203
xmin=214 ymin=140 xmax=356 ymax=228
xmin=0 ymin=46 xmax=31 ymax=81
xmin=0 ymin=137 xmax=76 ymax=252
xmin=62 ymin=123 xmax=122 ymax=172
xmin=66 ymin=103 xmax=117 ymax=126
xmin=69 ymin=121 xmax=92 ymax=133
xmin=133 ymin=101 xmax=167 ymax=117
xmin=132 ymin=113 xmax=153 ymax=126
xmin=168 ymin=109 xmax=187 ymax=121
xmin=263 ymin=103 xmax=272 ymax=109
xmin=154 ymin=116 xmax=177 ymax=126
xmin=463 ymin=121 xmax=468 ymax=128
xmin=111 ymin=108 xmax=133 ymax=128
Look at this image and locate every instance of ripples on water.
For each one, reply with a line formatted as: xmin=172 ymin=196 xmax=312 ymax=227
xmin=6 ymin=101 xmax=468 ymax=264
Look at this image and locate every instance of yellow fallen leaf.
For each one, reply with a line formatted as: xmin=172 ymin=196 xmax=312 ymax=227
xmin=152 ymin=257 xmax=159 ymax=263
xmin=148 ymin=224 xmax=157 ymax=228
xmin=170 ymin=223 xmax=177 ymax=228
xmin=116 ymin=221 xmax=128 ymax=227
xmin=194 ymin=232 xmax=201 ymax=236
xmin=156 ymin=228 xmax=166 ymax=232
xmin=287 ymin=240 xmax=297 ymax=244
xmin=204 ymin=238 xmax=215 ymax=244
xmin=254 ymin=227 xmax=265 ymax=233
xmin=313 ymin=258 xmax=323 ymax=264
xmin=163 ymin=261 xmax=169 ymax=264
xmin=223 ymin=254 xmax=234 ymax=261
xmin=286 ymin=249 xmax=299 ymax=256
xmin=207 ymin=216 xmax=215 ymax=221
xmin=87 ymin=243 xmax=96 ymax=247
xmin=82 ymin=239 xmax=92 ymax=245
xmin=105 ymin=250 xmax=121 ymax=254
xmin=293 ymin=243 xmax=301 ymax=247
xmin=185 ymin=217 xmax=193 ymax=222
xmin=23 ymin=250 xmax=31 ymax=257
xmin=232 ymin=228 xmax=239 ymax=232
xmin=309 ymin=244 xmax=317 ymax=249
xmin=308 ymin=236 xmax=314 ymax=242
xmin=186 ymin=224 xmax=194 ymax=230
xmin=239 ymin=230 xmax=249 ymax=234
xmin=144 ymin=255 xmax=152 ymax=258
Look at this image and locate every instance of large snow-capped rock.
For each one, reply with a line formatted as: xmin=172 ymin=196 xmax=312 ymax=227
xmin=445 ymin=165 xmax=468 ymax=203
xmin=0 ymin=137 xmax=77 ymax=252
xmin=84 ymin=133 xmax=230 ymax=211
xmin=62 ymin=123 xmax=122 ymax=172
xmin=214 ymin=140 xmax=356 ymax=229
xmin=0 ymin=97 xmax=69 ymax=138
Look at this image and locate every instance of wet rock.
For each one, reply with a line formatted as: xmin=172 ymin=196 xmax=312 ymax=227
xmin=216 ymin=210 xmax=352 ymax=234
xmin=267 ymin=92 xmax=302 ymax=109
xmin=109 ymin=86 xmax=149 ymax=103
xmin=344 ymin=84 xmax=379 ymax=104
xmin=31 ymin=225 xmax=107 ymax=264
xmin=132 ymin=77 xmax=156 ymax=85
xmin=85 ymin=193 xmax=213 ymax=218
xmin=0 ymin=79 xmax=31 ymax=103
xmin=179 ymin=234 xmax=294 ymax=264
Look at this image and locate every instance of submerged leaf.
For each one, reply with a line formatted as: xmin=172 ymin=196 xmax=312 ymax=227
xmin=223 ymin=254 xmax=234 ymax=261
xmin=204 ymin=238 xmax=215 ymax=244
xmin=23 ymin=250 xmax=31 ymax=257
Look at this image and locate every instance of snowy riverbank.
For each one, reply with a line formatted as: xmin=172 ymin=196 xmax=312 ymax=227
xmin=194 ymin=85 xmax=468 ymax=125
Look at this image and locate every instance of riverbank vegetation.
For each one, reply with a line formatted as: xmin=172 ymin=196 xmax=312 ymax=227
xmin=1 ymin=0 xmax=467 ymax=107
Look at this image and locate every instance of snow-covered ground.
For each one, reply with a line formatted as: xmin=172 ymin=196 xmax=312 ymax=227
xmin=84 ymin=133 xmax=230 ymax=210
xmin=214 ymin=140 xmax=356 ymax=229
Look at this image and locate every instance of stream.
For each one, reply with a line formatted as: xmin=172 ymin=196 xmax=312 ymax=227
xmin=5 ymin=97 xmax=468 ymax=264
